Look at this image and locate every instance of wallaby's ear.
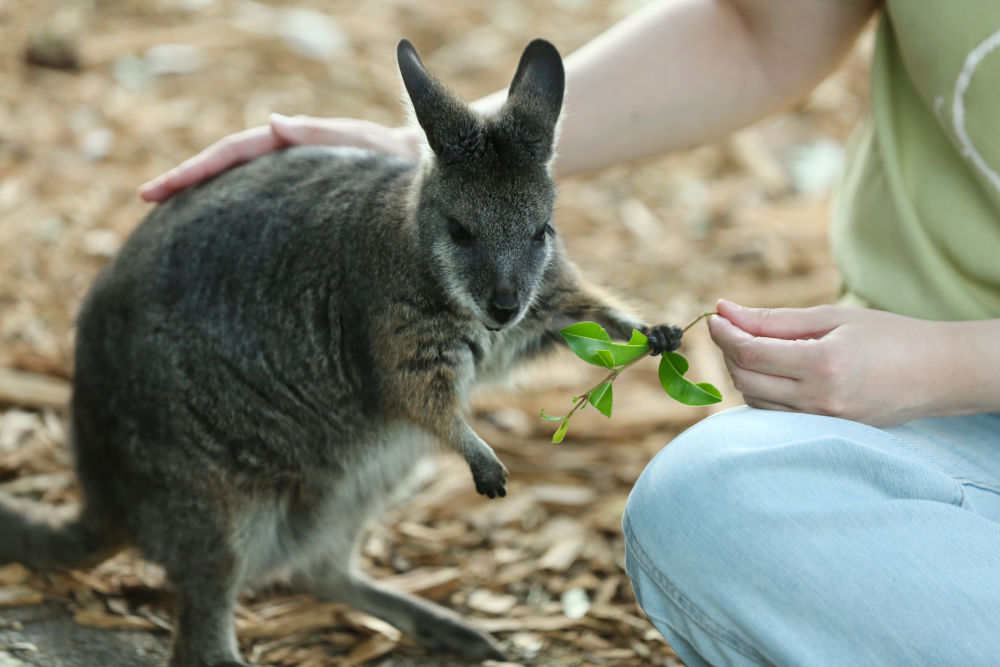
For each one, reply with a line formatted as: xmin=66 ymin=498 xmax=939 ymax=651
xmin=397 ymin=39 xmax=483 ymax=162
xmin=498 ymin=39 xmax=565 ymax=163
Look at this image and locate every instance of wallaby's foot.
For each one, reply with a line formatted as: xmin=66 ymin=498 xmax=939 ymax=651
xmin=169 ymin=658 xmax=249 ymax=667
xmin=414 ymin=614 xmax=507 ymax=661
xmin=470 ymin=454 xmax=508 ymax=498
xmin=645 ymin=324 xmax=683 ymax=356
xmin=306 ymin=567 xmax=507 ymax=661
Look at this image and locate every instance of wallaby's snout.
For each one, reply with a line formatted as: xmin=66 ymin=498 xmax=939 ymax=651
xmin=488 ymin=284 xmax=520 ymax=326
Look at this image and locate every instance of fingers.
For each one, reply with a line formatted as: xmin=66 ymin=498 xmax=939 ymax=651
xmin=270 ymin=114 xmax=422 ymax=158
xmin=709 ymin=313 xmax=826 ymax=380
xmin=743 ymin=397 xmax=801 ymax=413
xmin=139 ymin=115 xmax=424 ymax=203
xmin=269 ymin=113 xmax=350 ymax=146
xmin=716 ymin=298 xmax=842 ymax=340
xmin=138 ymin=125 xmax=283 ymax=203
xmin=720 ymin=346 xmax=802 ymax=408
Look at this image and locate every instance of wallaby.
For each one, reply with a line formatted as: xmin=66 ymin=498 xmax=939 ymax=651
xmin=0 ymin=39 xmax=681 ymax=666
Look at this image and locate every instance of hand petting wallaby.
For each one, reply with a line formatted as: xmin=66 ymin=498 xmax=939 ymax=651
xmin=0 ymin=38 xmax=681 ymax=666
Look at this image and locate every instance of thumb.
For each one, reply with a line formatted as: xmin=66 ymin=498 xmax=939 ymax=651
xmin=716 ymin=299 xmax=841 ymax=340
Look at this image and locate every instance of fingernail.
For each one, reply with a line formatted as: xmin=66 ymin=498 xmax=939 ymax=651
xmin=270 ymin=112 xmax=292 ymax=124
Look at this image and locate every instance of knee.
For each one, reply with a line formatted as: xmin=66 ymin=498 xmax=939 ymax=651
xmin=622 ymin=408 xmax=818 ymax=594
xmin=624 ymin=409 xmax=757 ymax=558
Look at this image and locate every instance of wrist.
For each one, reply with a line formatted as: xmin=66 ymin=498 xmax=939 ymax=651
xmin=917 ymin=319 xmax=1000 ymax=418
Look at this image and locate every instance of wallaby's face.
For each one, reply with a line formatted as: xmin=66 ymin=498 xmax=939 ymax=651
xmin=416 ymin=160 xmax=555 ymax=329
xmin=398 ymin=39 xmax=565 ymax=330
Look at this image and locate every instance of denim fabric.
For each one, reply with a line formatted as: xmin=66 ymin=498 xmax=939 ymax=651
xmin=623 ymin=407 xmax=1000 ymax=666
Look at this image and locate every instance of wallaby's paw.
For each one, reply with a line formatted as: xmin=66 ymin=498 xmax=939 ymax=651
xmin=645 ymin=324 xmax=683 ymax=356
xmin=471 ymin=457 xmax=508 ymax=499
xmin=415 ymin=614 xmax=507 ymax=661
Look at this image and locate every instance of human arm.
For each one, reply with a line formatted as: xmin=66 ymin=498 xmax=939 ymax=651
xmin=139 ymin=0 xmax=879 ymax=202
xmin=138 ymin=115 xmax=422 ymax=202
xmin=489 ymin=0 xmax=880 ymax=175
xmin=708 ymin=299 xmax=1000 ymax=427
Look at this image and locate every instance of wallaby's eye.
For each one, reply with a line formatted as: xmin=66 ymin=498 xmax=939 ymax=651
xmin=447 ymin=217 xmax=475 ymax=246
xmin=532 ymin=222 xmax=554 ymax=247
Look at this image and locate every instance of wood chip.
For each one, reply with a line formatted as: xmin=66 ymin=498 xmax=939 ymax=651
xmin=0 ymin=564 xmax=31 ymax=586
xmin=237 ymin=602 xmax=343 ymax=640
xmin=338 ymin=633 xmax=397 ymax=667
xmin=69 ymin=570 xmax=116 ymax=595
xmin=73 ymin=609 xmax=158 ymax=631
xmin=530 ymin=484 xmax=597 ymax=510
xmin=0 ymin=587 xmax=44 ymax=607
xmin=340 ymin=610 xmax=402 ymax=641
xmin=475 ymin=615 xmax=604 ymax=633
xmin=0 ymin=369 xmax=70 ymax=410
xmin=466 ymin=589 xmax=518 ymax=615
xmin=538 ymin=536 xmax=585 ymax=572
xmin=379 ymin=566 xmax=462 ymax=599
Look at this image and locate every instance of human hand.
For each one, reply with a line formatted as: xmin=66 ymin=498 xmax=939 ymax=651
xmin=707 ymin=299 xmax=975 ymax=427
xmin=138 ymin=114 xmax=422 ymax=203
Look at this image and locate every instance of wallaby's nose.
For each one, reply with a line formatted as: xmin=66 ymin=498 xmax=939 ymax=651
xmin=489 ymin=287 xmax=520 ymax=324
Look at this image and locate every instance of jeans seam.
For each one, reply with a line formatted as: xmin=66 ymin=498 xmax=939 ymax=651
xmin=623 ymin=514 xmax=769 ymax=664
xmin=960 ymin=480 xmax=1000 ymax=497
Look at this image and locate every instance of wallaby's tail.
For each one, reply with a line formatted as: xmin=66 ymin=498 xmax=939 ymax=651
xmin=0 ymin=495 xmax=124 ymax=571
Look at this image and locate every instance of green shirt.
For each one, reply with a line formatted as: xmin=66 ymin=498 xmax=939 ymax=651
xmin=832 ymin=2 xmax=1000 ymax=321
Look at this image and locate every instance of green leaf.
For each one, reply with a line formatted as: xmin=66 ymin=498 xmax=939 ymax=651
xmin=658 ymin=352 xmax=723 ymax=406
xmin=551 ymin=419 xmax=570 ymax=444
xmin=595 ymin=349 xmax=615 ymax=368
xmin=540 ymin=409 xmax=564 ymax=422
xmin=605 ymin=339 xmax=649 ymax=365
xmin=627 ymin=329 xmax=649 ymax=347
xmin=561 ymin=322 xmax=616 ymax=368
xmin=561 ymin=323 xmax=651 ymax=368
xmin=588 ymin=381 xmax=613 ymax=418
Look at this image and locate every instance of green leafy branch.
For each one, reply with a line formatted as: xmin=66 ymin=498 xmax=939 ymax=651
xmin=542 ymin=313 xmax=721 ymax=443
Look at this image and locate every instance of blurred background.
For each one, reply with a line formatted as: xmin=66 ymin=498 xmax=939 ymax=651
xmin=0 ymin=0 xmax=872 ymax=665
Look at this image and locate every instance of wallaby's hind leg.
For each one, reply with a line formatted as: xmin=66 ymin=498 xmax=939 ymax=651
xmin=131 ymin=489 xmax=248 ymax=667
xmin=168 ymin=557 xmax=246 ymax=667
xmin=297 ymin=562 xmax=505 ymax=661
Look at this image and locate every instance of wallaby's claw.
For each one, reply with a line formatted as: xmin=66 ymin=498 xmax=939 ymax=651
xmin=472 ymin=458 xmax=508 ymax=499
xmin=645 ymin=324 xmax=683 ymax=356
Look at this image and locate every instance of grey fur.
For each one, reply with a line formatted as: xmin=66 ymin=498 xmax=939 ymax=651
xmin=0 ymin=39 xmax=681 ymax=666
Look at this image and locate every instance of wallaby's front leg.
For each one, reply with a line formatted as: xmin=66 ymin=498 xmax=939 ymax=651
xmin=383 ymin=343 xmax=508 ymax=498
xmin=545 ymin=266 xmax=683 ymax=355
xmin=449 ymin=418 xmax=508 ymax=498
xmin=420 ymin=412 xmax=508 ymax=498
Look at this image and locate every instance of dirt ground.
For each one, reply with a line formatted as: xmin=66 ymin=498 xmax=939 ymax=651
xmin=0 ymin=1 xmax=873 ymax=665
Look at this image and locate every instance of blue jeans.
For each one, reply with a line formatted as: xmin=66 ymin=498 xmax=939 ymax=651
xmin=623 ymin=407 xmax=1000 ymax=666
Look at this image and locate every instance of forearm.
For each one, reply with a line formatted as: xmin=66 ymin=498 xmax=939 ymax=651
xmin=475 ymin=0 xmax=878 ymax=176
xmin=931 ymin=319 xmax=1000 ymax=417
